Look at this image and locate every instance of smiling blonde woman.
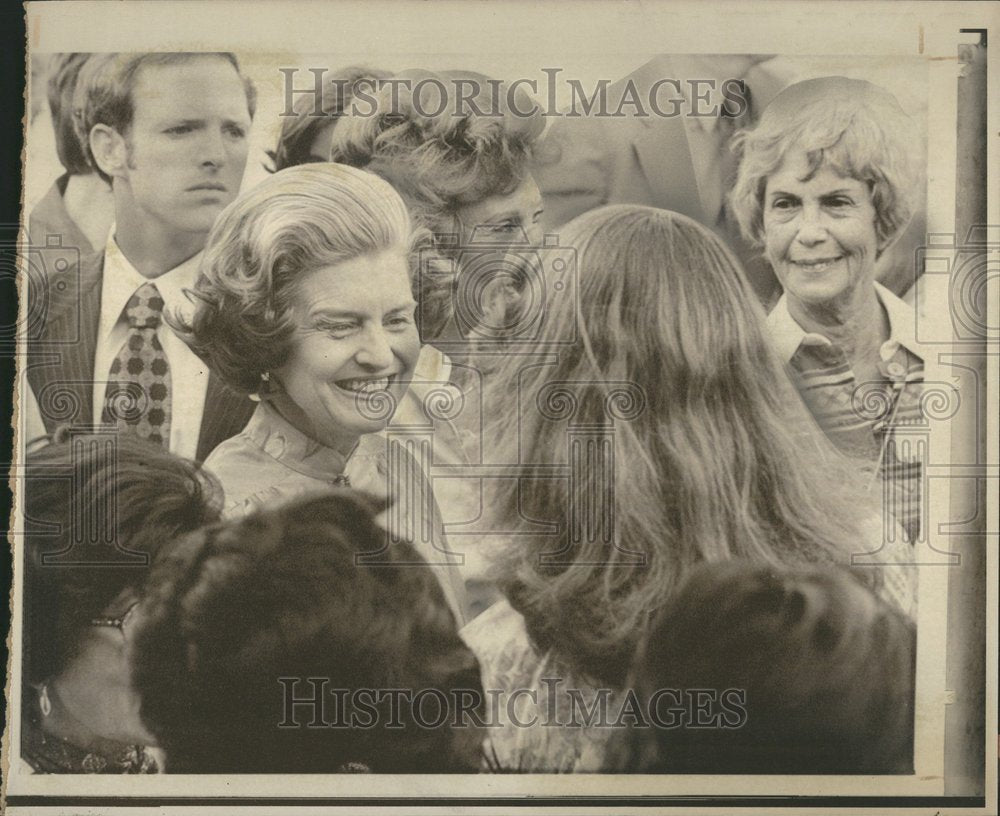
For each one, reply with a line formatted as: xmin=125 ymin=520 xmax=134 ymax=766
xmin=178 ymin=162 xmax=468 ymax=624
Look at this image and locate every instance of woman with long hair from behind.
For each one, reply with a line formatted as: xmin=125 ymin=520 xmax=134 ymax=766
xmin=462 ymin=204 xmax=914 ymax=772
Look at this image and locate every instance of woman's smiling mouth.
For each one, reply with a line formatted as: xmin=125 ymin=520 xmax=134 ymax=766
xmin=334 ymin=375 xmax=395 ymax=394
xmin=790 ymin=255 xmax=844 ymax=272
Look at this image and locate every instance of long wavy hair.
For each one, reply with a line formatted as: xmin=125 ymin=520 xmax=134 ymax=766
xmin=485 ymin=205 xmax=883 ymax=687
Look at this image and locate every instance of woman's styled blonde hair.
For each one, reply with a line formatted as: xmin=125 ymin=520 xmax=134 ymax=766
xmin=729 ymin=76 xmax=920 ymax=255
xmin=485 ymin=205 xmax=883 ymax=687
xmin=177 ymin=163 xmax=422 ymax=394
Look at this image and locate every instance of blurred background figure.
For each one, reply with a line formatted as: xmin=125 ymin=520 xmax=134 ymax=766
xmin=462 ymin=204 xmax=911 ymax=772
xmin=27 ymin=54 xmax=114 ymax=260
xmin=131 ymin=493 xmax=485 ymax=773
xmin=617 ymin=562 xmax=915 ymax=774
xmin=268 ymin=66 xmax=388 ymax=172
xmin=21 ymin=432 xmax=221 ymax=773
xmin=533 ymin=55 xmax=789 ymax=306
xmin=331 ymin=69 xmax=546 ymax=353
xmin=731 ymin=76 xmax=925 ymax=543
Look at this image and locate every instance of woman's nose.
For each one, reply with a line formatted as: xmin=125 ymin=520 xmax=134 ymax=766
xmin=793 ymin=204 xmax=828 ymax=246
xmin=354 ymin=326 xmax=395 ymax=370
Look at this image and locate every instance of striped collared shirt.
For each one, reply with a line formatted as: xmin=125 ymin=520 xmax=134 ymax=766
xmin=767 ymin=283 xmax=925 ymax=544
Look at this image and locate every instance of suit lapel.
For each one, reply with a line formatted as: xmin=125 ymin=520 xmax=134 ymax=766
xmin=27 ymin=248 xmax=254 ymax=453
xmin=27 ymin=251 xmax=102 ymax=432
xmin=632 ymin=115 xmax=706 ymax=221
xmin=625 ymin=55 xmax=711 ymax=222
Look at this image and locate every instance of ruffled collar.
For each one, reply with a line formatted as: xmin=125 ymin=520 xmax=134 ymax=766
xmin=20 ymin=690 xmax=158 ymax=774
xmin=243 ymin=401 xmax=385 ymax=485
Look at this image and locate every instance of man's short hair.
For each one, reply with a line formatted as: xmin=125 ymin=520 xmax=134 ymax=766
xmin=46 ymin=53 xmax=93 ymax=176
xmin=75 ymin=52 xmax=257 ymax=184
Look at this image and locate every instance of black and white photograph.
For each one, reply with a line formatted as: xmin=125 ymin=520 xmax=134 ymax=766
xmin=2 ymin=1 xmax=996 ymax=814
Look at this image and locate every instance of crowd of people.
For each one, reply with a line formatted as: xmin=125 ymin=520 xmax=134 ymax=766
xmin=19 ymin=51 xmax=923 ymax=775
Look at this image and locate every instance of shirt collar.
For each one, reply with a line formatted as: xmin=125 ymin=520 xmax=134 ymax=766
xmin=766 ymin=282 xmax=923 ymax=364
xmin=874 ymin=281 xmax=920 ymax=357
xmin=244 ymin=401 xmax=385 ymax=484
xmin=99 ymin=230 xmax=203 ymax=344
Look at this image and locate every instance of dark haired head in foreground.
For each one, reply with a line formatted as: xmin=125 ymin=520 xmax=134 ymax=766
xmin=622 ymin=562 xmax=915 ymax=774
xmin=131 ymin=492 xmax=484 ymax=773
xmin=22 ymin=432 xmax=222 ymax=772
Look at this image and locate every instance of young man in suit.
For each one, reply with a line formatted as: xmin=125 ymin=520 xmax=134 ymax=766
xmin=27 ymin=53 xmax=114 ymax=259
xmin=24 ymin=52 xmax=257 ymax=460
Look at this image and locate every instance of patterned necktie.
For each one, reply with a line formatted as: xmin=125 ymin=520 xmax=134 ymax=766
xmin=102 ymin=282 xmax=171 ymax=447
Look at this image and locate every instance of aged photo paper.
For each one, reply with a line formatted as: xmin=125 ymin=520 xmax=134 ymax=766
xmin=3 ymin=1 xmax=997 ymax=814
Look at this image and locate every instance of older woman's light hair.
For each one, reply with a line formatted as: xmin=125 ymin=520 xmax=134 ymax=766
xmin=729 ymin=76 xmax=920 ymax=255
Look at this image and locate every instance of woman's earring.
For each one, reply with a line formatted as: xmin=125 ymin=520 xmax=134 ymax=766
xmin=250 ymin=372 xmax=274 ymax=402
xmin=39 ymin=683 xmax=52 ymax=717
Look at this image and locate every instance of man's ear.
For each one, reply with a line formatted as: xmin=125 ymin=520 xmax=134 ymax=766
xmin=89 ymin=124 xmax=129 ymax=181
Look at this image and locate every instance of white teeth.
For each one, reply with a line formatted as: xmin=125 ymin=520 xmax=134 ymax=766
xmin=794 ymin=258 xmax=840 ymax=271
xmin=337 ymin=377 xmax=390 ymax=393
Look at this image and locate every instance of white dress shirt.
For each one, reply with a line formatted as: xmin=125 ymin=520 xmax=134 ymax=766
xmin=20 ymin=375 xmax=48 ymax=447
xmin=91 ymin=234 xmax=210 ymax=460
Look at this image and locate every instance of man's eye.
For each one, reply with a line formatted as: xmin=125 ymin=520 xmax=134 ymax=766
xmin=165 ymin=125 xmax=193 ymax=135
xmin=225 ymin=125 xmax=247 ymax=139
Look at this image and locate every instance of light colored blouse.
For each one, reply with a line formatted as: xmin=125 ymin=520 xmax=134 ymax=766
xmin=460 ymin=599 xmax=618 ymax=773
xmin=203 ymin=400 xmax=469 ymax=625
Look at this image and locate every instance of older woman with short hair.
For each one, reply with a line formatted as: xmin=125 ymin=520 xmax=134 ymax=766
xmin=180 ymin=163 xmax=467 ymax=623
xmin=730 ymin=76 xmax=924 ymax=542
